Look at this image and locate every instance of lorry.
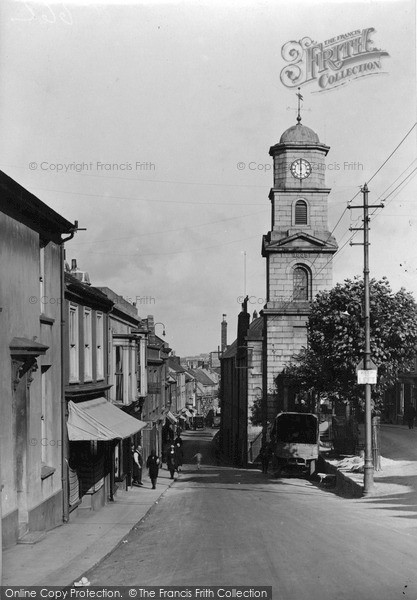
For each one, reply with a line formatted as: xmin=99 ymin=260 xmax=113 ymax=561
xmin=193 ymin=415 xmax=205 ymax=430
xmin=270 ymin=411 xmax=319 ymax=477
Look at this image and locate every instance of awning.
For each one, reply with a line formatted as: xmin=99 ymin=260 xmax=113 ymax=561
xmin=166 ymin=410 xmax=178 ymax=424
xmin=67 ymin=398 xmax=147 ymax=441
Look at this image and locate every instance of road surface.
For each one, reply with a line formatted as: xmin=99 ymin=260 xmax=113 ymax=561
xmin=87 ymin=429 xmax=417 ymax=600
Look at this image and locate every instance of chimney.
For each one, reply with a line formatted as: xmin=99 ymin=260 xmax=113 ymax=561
xmin=221 ymin=314 xmax=227 ymax=353
xmin=147 ymin=315 xmax=155 ymax=344
xmin=70 ymin=258 xmax=91 ymax=286
xmin=236 ymin=300 xmax=250 ymax=361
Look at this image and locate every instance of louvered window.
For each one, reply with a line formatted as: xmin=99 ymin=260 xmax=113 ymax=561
xmin=295 ymin=200 xmax=308 ymax=225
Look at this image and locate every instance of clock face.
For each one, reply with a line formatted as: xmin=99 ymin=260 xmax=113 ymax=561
xmin=290 ymin=158 xmax=312 ymax=180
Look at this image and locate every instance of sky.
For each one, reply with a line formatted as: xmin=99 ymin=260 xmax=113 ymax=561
xmin=1 ymin=0 xmax=416 ymax=355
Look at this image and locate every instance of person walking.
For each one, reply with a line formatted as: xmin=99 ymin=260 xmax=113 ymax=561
xmin=131 ymin=444 xmax=143 ymax=486
xmin=259 ymin=444 xmax=271 ymax=474
xmin=166 ymin=444 xmax=178 ymax=479
xmin=174 ymin=433 xmax=183 ymax=447
xmin=146 ymin=449 xmax=160 ymax=489
xmin=174 ymin=442 xmax=184 ymax=472
xmin=193 ymin=451 xmax=202 ymax=470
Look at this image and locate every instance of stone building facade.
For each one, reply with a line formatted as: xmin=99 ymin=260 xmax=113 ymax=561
xmin=262 ymin=119 xmax=338 ymax=425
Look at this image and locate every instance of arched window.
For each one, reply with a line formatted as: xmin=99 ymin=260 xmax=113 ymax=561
xmin=295 ymin=199 xmax=308 ymax=225
xmin=293 ymin=266 xmax=309 ymax=301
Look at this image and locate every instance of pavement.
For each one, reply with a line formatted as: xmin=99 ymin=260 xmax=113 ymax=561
xmin=2 ymin=467 xmax=177 ymax=587
xmin=320 ymin=423 xmax=417 ymax=498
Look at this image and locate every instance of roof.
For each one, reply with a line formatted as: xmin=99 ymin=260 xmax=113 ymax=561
xmin=221 ymin=317 xmax=263 ymax=360
xmin=189 ymin=368 xmax=217 ymax=386
xmin=97 ymin=287 xmax=139 ymax=320
xmin=65 ymin=273 xmax=114 ymax=309
xmin=246 ymin=316 xmax=263 ymax=341
xmin=166 ymin=357 xmax=186 ymax=373
xmin=0 ymin=170 xmax=75 ymax=243
xmin=279 ymin=122 xmax=320 ymax=144
xmin=221 ymin=339 xmax=238 ymax=359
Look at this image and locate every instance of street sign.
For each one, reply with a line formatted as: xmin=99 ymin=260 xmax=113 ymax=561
xmin=356 ymin=359 xmax=378 ymax=371
xmin=357 ymin=370 xmax=377 ymax=384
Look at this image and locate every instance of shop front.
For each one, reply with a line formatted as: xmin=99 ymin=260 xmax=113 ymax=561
xmin=66 ymin=397 xmax=146 ymax=513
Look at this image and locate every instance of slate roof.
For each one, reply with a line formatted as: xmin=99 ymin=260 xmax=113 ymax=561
xmin=166 ymin=357 xmax=186 ymax=373
xmin=247 ymin=317 xmax=263 ymax=341
xmin=221 ymin=317 xmax=263 ymax=359
xmin=189 ymin=368 xmax=217 ymax=386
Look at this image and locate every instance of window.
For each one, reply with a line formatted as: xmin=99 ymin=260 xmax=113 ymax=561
xmin=69 ymin=305 xmax=79 ymax=382
xmin=293 ymin=266 xmax=309 ymax=301
xmin=130 ymin=343 xmax=136 ymax=399
xmin=96 ymin=313 xmax=104 ymax=380
xmin=295 ymin=199 xmax=308 ymax=225
xmin=84 ymin=308 xmax=92 ymax=381
xmin=115 ymin=345 xmax=124 ymax=402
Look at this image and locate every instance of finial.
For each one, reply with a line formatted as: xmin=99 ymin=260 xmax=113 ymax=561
xmin=296 ymin=87 xmax=303 ymax=124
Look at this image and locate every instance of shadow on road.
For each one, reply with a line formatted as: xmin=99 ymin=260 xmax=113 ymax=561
xmin=357 ymin=474 xmax=417 ymax=519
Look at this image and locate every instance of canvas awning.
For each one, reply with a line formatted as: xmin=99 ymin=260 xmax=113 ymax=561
xmin=67 ymin=398 xmax=147 ymax=441
xmin=166 ymin=410 xmax=178 ymax=424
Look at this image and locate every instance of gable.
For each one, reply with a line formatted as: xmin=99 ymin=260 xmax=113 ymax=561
xmin=263 ymin=231 xmax=337 ymax=252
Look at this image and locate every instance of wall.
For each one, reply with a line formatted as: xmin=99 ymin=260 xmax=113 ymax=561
xmin=0 ymin=213 xmax=63 ymax=546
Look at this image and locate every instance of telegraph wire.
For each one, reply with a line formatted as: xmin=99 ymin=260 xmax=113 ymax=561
xmin=79 ymin=234 xmax=261 ymax=257
xmin=29 ymin=186 xmax=267 ymax=206
xmin=70 ymin=209 xmax=268 ymax=246
xmin=366 ymin=123 xmax=416 ymax=186
xmin=269 ymin=125 xmax=417 ymax=313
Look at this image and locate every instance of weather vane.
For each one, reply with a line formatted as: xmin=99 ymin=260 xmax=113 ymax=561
xmin=296 ymin=87 xmax=303 ymax=123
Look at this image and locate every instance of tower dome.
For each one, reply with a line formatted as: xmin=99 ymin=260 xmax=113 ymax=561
xmin=279 ymin=122 xmax=320 ymax=144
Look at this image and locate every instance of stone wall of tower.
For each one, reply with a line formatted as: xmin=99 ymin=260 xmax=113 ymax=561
xmin=271 ymin=191 xmax=330 ymax=232
xmin=273 ymin=148 xmax=328 ymax=189
xmin=263 ymin=312 xmax=309 ymax=422
xmin=267 ymin=252 xmax=334 ymax=302
xmin=264 ymin=314 xmax=307 ymax=389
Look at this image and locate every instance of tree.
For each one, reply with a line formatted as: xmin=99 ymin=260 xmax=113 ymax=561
xmin=250 ymin=396 xmax=262 ymax=426
xmin=283 ymin=277 xmax=417 ymax=412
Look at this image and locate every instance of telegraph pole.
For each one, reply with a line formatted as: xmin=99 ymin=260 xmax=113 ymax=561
xmin=348 ymin=183 xmax=384 ymax=496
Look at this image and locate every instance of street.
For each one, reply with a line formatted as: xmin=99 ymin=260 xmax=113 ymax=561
xmin=86 ymin=430 xmax=417 ymax=600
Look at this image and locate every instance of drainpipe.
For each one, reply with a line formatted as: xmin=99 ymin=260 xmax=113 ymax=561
xmin=60 ymin=227 xmax=77 ymax=523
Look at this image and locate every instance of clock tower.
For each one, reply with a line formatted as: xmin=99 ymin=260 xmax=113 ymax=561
xmin=262 ymin=117 xmax=338 ymax=422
